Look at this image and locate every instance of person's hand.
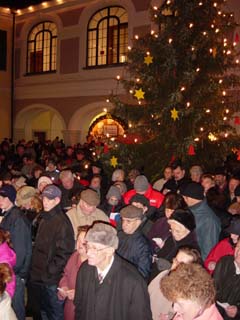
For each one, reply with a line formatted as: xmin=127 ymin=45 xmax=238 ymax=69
xmin=153 ymin=238 xmax=165 ymax=249
xmin=225 ymin=305 xmax=238 ymax=318
xmin=57 ymin=286 xmax=68 ymax=299
xmin=66 ymin=289 xmax=75 ymax=300
xmin=207 ymin=261 xmax=216 ymax=271
xmin=159 ymin=312 xmax=175 ymax=320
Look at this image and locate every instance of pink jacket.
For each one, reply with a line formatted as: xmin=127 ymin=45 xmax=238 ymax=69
xmin=0 ymin=242 xmax=16 ymax=298
xmin=173 ymin=304 xmax=223 ymax=320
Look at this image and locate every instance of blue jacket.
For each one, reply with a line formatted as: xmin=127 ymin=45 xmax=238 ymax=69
xmin=189 ymin=199 xmax=221 ymax=260
xmin=0 ymin=206 xmax=32 ymax=279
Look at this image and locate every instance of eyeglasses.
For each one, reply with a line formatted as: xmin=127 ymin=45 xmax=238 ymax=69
xmin=85 ymin=244 xmax=111 ymax=253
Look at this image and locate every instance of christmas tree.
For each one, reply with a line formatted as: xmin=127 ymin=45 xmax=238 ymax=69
xmin=103 ymin=0 xmax=240 ymax=179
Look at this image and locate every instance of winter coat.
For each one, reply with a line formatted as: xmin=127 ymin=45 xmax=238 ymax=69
xmin=117 ymin=229 xmax=152 ymax=279
xmin=204 ymin=238 xmax=234 ymax=274
xmin=173 ymin=303 xmax=223 ymax=320
xmin=30 ymin=204 xmax=75 ymax=285
xmin=123 ymin=184 xmax=164 ymax=208
xmin=74 ymin=254 xmax=152 ymax=320
xmin=189 ymin=199 xmax=221 ymax=260
xmin=0 ymin=206 xmax=32 ymax=279
xmin=0 ymin=242 xmax=16 ymax=298
xmin=0 ymin=292 xmax=17 ymax=320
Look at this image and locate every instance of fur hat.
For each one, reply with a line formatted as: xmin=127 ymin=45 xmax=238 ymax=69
xmin=129 ymin=194 xmax=149 ymax=207
xmin=181 ymin=182 xmax=204 ymax=200
xmin=120 ymin=204 xmax=143 ymax=220
xmin=169 ymin=209 xmax=196 ymax=232
xmin=81 ymin=189 xmax=100 ymax=206
xmin=106 ymin=186 xmax=121 ymax=201
xmin=16 ymin=186 xmax=37 ymax=206
xmin=134 ymin=175 xmax=149 ymax=193
xmin=85 ymin=222 xmax=118 ymax=249
xmin=0 ymin=185 xmax=16 ymax=204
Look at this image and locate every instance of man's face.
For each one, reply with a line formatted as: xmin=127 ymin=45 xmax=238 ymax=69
xmin=79 ymin=199 xmax=96 ymax=215
xmin=229 ymin=179 xmax=240 ymax=194
xmin=121 ymin=217 xmax=141 ymax=234
xmin=164 ymin=168 xmax=173 ymax=180
xmin=214 ymin=174 xmax=226 ymax=187
xmin=61 ymin=177 xmax=74 ymax=190
xmin=43 ymin=197 xmax=59 ymax=212
xmin=173 ymin=166 xmax=185 ymax=181
xmin=86 ymin=241 xmax=113 ymax=268
xmin=90 ymin=177 xmax=101 ymax=189
xmin=201 ymin=177 xmax=214 ymax=193
xmin=0 ymin=196 xmax=13 ymax=211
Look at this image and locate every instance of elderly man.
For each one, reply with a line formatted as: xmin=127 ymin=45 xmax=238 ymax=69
xmin=67 ymin=188 xmax=109 ymax=239
xmin=29 ymin=184 xmax=75 ymax=320
xmin=117 ymin=205 xmax=152 ymax=279
xmin=74 ymin=222 xmax=152 ymax=320
xmin=214 ymin=239 xmax=240 ymax=319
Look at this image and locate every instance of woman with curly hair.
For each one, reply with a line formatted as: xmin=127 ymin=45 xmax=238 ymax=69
xmin=161 ymin=263 xmax=222 ymax=320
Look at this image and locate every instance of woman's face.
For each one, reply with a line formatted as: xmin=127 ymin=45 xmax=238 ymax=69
xmin=76 ymin=232 xmax=87 ymax=256
xmin=168 ymin=220 xmax=190 ymax=241
xmin=171 ymin=251 xmax=193 ymax=270
xmin=173 ymin=298 xmax=202 ymax=320
xmin=165 ymin=208 xmax=174 ymax=219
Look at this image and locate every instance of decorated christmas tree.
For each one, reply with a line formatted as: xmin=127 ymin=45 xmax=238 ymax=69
xmin=102 ymin=0 xmax=240 ymax=179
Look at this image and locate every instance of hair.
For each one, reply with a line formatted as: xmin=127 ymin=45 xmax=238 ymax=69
xmin=59 ymin=169 xmax=74 ymax=181
xmin=112 ymin=169 xmax=125 ymax=182
xmin=77 ymin=225 xmax=90 ymax=239
xmin=164 ymin=192 xmax=187 ymax=210
xmin=0 ymin=229 xmax=12 ymax=247
xmin=161 ymin=263 xmax=215 ymax=306
xmin=190 ymin=165 xmax=203 ymax=175
xmin=91 ymin=174 xmax=102 ymax=182
xmin=171 ymin=159 xmax=185 ymax=171
xmin=177 ymin=246 xmax=202 ymax=265
xmin=201 ymin=173 xmax=214 ymax=181
xmin=0 ymin=263 xmax=12 ymax=296
xmin=30 ymin=195 xmax=43 ymax=213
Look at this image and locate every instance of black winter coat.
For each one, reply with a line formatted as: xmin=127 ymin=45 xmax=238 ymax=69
xmin=74 ymin=254 xmax=152 ymax=320
xmin=30 ymin=204 xmax=75 ymax=285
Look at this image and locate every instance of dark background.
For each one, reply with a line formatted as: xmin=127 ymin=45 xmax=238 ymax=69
xmin=0 ymin=0 xmax=52 ymax=9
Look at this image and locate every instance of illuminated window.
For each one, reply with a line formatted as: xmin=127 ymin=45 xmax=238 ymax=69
xmin=87 ymin=6 xmax=128 ymax=67
xmin=27 ymin=21 xmax=57 ymax=74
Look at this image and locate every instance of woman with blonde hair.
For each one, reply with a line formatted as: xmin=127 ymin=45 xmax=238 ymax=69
xmin=161 ymin=263 xmax=222 ymax=320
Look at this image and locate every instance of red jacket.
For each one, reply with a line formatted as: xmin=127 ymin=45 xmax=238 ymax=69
xmin=204 ymin=237 xmax=234 ymax=274
xmin=123 ymin=185 xmax=164 ymax=208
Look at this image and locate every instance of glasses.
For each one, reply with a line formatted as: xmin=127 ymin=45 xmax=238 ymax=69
xmin=85 ymin=244 xmax=111 ymax=253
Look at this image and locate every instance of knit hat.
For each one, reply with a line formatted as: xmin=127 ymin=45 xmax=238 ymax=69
xmin=234 ymin=185 xmax=240 ymax=197
xmin=81 ymin=189 xmax=100 ymax=206
xmin=134 ymin=175 xmax=149 ymax=193
xmin=0 ymin=185 xmax=16 ymax=204
xmin=169 ymin=209 xmax=196 ymax=232
xmin=120 ymin=204 xmax=144 ymax=220
xmin=181 ymin=182 xmax=204 ymax=200
xmin=37 ymin=176 xmax=53 ymax=189
xmin=226 ymin=217 xmax=240 ymax=235
xmin=85 ymin=222 xmax=119 ymax=249
xmin=106 ymin=186 xmax=122 ymax=201
xmin=16 ymin=186 xmax=37 ymax=206
xmin=129 ymin=194 xmax=150 ymax=207
xmin=42 ymin=185 xmax=62 ymax=199
xmin=113 ymin=181 xmax=127 ymax=195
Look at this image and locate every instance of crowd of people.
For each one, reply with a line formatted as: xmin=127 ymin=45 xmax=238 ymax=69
xmin=0 ymin=137 xmax=240 ymax=320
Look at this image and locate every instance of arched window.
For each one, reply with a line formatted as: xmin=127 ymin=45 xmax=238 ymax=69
xmin=27 ymin=21 xmax=57 ymax=74
xmin=87 ymin=6 xmax=128 ymax=67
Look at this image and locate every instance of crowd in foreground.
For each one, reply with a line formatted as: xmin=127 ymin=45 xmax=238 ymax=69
xmin=0 ymin=137 xmax=240 ymax=320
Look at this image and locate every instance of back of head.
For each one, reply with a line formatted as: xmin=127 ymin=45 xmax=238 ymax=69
xmin=134 ymin=175 xmax=149 ymax=193
xmin=164 ymin=192 xmax=187 ymax=210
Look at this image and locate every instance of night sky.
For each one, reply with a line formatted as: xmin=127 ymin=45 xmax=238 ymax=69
xmin=0 ymin=0 xmax=52 ymax=9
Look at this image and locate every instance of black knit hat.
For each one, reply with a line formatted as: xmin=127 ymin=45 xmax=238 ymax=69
xmin=169 ymin=209 xmax=196 ymax=232
xmin=181 ymin=182 xmax=204 ymax=200
xmin=226 ymin=217 xmax=240 ymax=235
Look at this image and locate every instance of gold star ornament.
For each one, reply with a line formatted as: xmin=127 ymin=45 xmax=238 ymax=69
xmin=144 ymin=55 xmax=153 ymax=66
xmin=171 ymin=107 xmax=179 ymax=121
xmin=110 ymin=156 xmax=118 ymax=168
xmin=134 ymin=88 xmax=145 ymax=100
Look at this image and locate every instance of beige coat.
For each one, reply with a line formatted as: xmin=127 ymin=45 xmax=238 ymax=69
xmin=66 ymin=205 xmax=109 ymax=239
xmin=0 ymin=292 xmax=17 ymax=320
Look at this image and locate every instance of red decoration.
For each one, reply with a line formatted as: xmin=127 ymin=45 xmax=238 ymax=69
xmin=235 ymin=32 xmax=239 ymax=44
xmin=188 ymin=145 xmax=196 ymax=156
xmin=103 ymin=143 xmax=109 ymax=154
xmin=237 ymin=151 xmax=240 ymax=161
xmin=234 ymin=116 xmax=240 ymax=125
xmin=170 ymin=155 xmax=176 ymax=164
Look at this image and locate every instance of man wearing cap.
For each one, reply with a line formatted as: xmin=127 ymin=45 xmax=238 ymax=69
xmin=181 ymin=182 xmax=221 ymax=260
xmin=74 ymin=222 xmax=152 ymax=320
xmin=67 ymin=188 xmax=109 ymax=239
xmin=117 ymin=205 xmax=152 ymax=279
xmin=0 ymin=184 xmax=32 ymax=320
xmin=123 ymin=175 xmax=164 ymax=208
xmin=29 ymin=184 xmax=75 ymax=320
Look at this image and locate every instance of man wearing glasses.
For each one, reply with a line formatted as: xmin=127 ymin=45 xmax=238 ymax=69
xmin=74 ymin=222 xmax=152 ymax=320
